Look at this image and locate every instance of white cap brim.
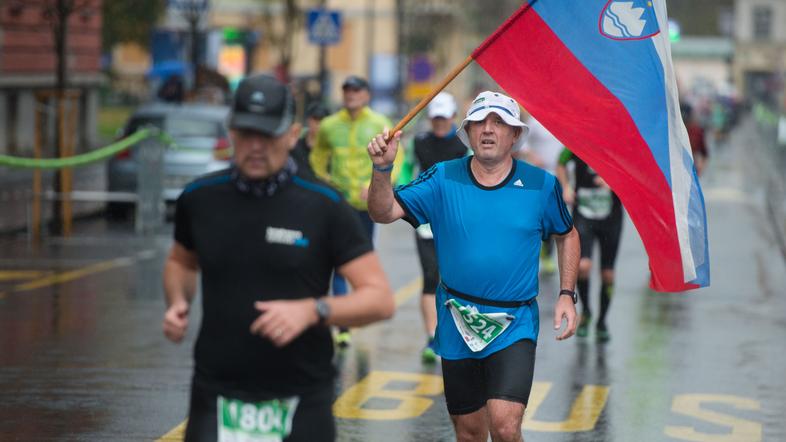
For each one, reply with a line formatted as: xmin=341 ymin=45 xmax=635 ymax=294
xmin=456 ymin=108 xmax=530 ymax=152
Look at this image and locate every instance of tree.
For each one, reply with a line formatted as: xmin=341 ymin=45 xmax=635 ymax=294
xmin=41 ymin=0 xmax=95 ymax=100
xmin=102 ymin=0 xmax=167 ymax=52
xmin=256 ymin=0 xmax=314 ymax=82
xmin=40 ymin=0 xmax=96 ymax=234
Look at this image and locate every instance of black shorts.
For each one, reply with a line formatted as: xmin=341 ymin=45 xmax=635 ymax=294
xmin=415 ymin=235 xmax=439 ymax=294
xmin=184 ymin=375 xmax=335 ymax=442
xmin=441 ymin=339 xmax=536 ymax=415
xmin=574 ymin=209 xmax=623 ymax=270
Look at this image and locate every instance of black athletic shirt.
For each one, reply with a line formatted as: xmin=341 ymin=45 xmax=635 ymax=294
xmin=291 ymin=136 xmax=315 ymax=178
xmin=413 ymin=131 xmax=467 ymax=172
xmin=174 ymin=167 xmax=372 ymax=396
xmin=558 ymin=149 xmax=622 ymax=218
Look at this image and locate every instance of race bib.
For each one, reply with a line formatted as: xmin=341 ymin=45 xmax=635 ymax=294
xmin=217 ymin=395 xmax=299 ymax=442
xmin=577 ymin=187 xmax=613 ymax=219
xmin=445 ymin=299 xmax=514 ymax=352
xmin=415 ymin=223 xmax=434 ymax=239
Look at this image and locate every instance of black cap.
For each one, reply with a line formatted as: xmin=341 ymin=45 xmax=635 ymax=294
xmin=306 ymin=102 xmax=330 ymax=119
xmin=229 ymin=74 xmax=295 ymax=136
xmin=342 ymin=75 xmax=369 ymax=90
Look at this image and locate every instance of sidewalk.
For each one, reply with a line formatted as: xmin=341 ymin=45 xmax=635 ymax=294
xmin=0 ymin=163 xmax=107 ymax=234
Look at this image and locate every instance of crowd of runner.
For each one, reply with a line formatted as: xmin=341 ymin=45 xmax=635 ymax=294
xmin=162 ymin=73 xmax=711 ymax=442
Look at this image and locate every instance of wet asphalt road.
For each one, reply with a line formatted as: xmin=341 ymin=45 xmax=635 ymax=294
xmin=1 ymin=119 xmax=785 ymax=441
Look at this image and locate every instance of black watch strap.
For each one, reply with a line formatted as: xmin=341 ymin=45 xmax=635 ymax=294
xmin=559 ymin=289 xmax=577 ymax=304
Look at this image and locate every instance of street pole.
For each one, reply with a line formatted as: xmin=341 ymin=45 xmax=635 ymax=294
xmin=318 ymin=0 xmax=328 ymax=103
xmin=395 ymin=0 xmax=405 ymax=118
xmin=366 ymin=0 xmax=375 ymax=81
xmin=51 ymin=0 xmax=70 ymax=235
xmin=174 ymin=0 xmax=209 ymax=91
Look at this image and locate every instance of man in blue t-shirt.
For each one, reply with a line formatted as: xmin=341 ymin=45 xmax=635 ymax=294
xmin=366 ymin=91 xmax=580 ymax=442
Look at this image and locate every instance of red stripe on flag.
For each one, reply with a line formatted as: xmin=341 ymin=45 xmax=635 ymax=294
xmin=474 ymin=4 xmax=694 ymax=291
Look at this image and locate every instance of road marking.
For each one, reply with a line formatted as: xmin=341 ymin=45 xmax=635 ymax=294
xmin=156 ymin=421 xmax=187 ymax=441
xmin=394 ymin=277 xmax=422 ymax=307
xmin=333 ymin=371 xmax=444 ymax=420
xmin=0 ymin=270 xmax=52 ymax=281
xmin=524 ymin=382 xmax=610 ymax=431
xmin=665 ymin=394 xmax=762 ymax=442
xmin=12 ymin=257 xmax=136 ymax=292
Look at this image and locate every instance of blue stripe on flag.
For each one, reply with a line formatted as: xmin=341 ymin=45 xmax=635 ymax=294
xmin=531 ymin=0 xmax=671 ymax=186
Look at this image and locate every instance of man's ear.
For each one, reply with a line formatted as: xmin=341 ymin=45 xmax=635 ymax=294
xmin=286 ymin=123 xmax=302 ymax=151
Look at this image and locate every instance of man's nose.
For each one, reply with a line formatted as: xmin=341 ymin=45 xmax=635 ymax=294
xmin=248 ymin=137 xmax=267 ymax=151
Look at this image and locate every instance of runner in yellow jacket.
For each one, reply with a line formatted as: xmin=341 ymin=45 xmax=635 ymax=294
xmin=309 ymin=75 xmax=403 ymax=347
xmin=310 ymin=78 xmax=403 ymax=211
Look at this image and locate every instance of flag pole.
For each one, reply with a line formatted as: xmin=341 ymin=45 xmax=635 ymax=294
xmin=386 ymin=55 xmax=475 ymax=142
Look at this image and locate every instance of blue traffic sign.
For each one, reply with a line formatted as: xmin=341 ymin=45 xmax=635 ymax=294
xmin=307 ymin=9 xmax=342 ymax=46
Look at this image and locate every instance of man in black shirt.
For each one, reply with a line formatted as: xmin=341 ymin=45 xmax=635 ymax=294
xmin=555 ymin=148 xmax=623 ymax=342
xmin=162 ymin=74 xmax=395 ymax=442
xmin=291 ymin=102 xmax=330 ymax=178
xmin=398 ymin=92 xmax=468 ymax=364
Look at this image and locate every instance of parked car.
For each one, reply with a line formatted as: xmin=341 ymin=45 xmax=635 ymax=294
xmin=107 ymin=103 xmax=231 ymax=218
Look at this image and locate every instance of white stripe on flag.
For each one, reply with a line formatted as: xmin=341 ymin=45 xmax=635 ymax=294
xmin=654 ymin=0 xmax=697 ymax=283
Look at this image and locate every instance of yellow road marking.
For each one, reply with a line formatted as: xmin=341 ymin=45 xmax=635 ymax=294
xmin=665 ymin=394 xmax=762 ymax=441
xmin=524 ymin=383 xmax=610 ymax=431
xmin=13 ymin=257 xmax=135 ymax=292
xmin=156 ymin=421 xmax=187 ymax=442
xmin=394 ymin=277 xmax=422 ymax=307
xmin=334 ymin=371 xmax=443 ymax=420
xmin=157 ymin=277 xmax=423 ymax=441
xmin=0 ymin=270 xmax=53 ymax=281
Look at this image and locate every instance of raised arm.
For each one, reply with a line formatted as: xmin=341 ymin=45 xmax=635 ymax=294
xmin=367 ymin=130 xmax=407 ymax=223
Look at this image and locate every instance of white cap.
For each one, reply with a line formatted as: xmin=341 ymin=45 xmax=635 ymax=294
xmin=457 ymin=91 xmax=529 ymax=151
xmin=427 ymin=92 xmax=457 ymax=119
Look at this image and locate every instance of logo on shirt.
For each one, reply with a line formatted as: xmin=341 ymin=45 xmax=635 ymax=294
xmin=266 ymin=227 xmax=310 ymax=248
xmin=513 ymin=179 xmax=524 ymax=187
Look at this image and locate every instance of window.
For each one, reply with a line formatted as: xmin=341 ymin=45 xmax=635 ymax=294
xmin=752 ymin=5 xmax=772 ymax=41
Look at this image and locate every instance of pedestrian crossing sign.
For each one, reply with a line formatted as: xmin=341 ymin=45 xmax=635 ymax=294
xmin=307 ymin=9 xmax=342 ymax=46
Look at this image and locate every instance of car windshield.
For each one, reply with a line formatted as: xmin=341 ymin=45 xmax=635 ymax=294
xmin=166 ymin=117 xmax=226 ymax=138
xmin=125 ymin=114 xmax=227 ymax=139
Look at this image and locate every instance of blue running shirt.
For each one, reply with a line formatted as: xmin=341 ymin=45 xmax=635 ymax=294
xmin=395 ymin=157 xmax=573 ymax=359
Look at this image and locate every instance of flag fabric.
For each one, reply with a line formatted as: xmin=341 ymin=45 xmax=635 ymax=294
xmin=472 ymin=0 xmax=709 ymax=292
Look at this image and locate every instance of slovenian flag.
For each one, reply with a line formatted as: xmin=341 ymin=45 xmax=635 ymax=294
xmin=473 ymin=0 xmax=709 ymax=292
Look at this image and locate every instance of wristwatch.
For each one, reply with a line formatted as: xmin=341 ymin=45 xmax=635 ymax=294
xmin=559 ymin=289 xmax=577 ymax=304
xmin=315 ymin=298 xmax=331 ymax=325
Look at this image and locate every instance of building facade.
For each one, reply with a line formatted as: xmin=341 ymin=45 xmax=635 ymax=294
xmin=114 ymin=0 xmax=482 ymax=116
xmin=733 ymin=0 xmax=786 ymax=102
xmin=0 ymin=0 xmax=103 ymax=156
